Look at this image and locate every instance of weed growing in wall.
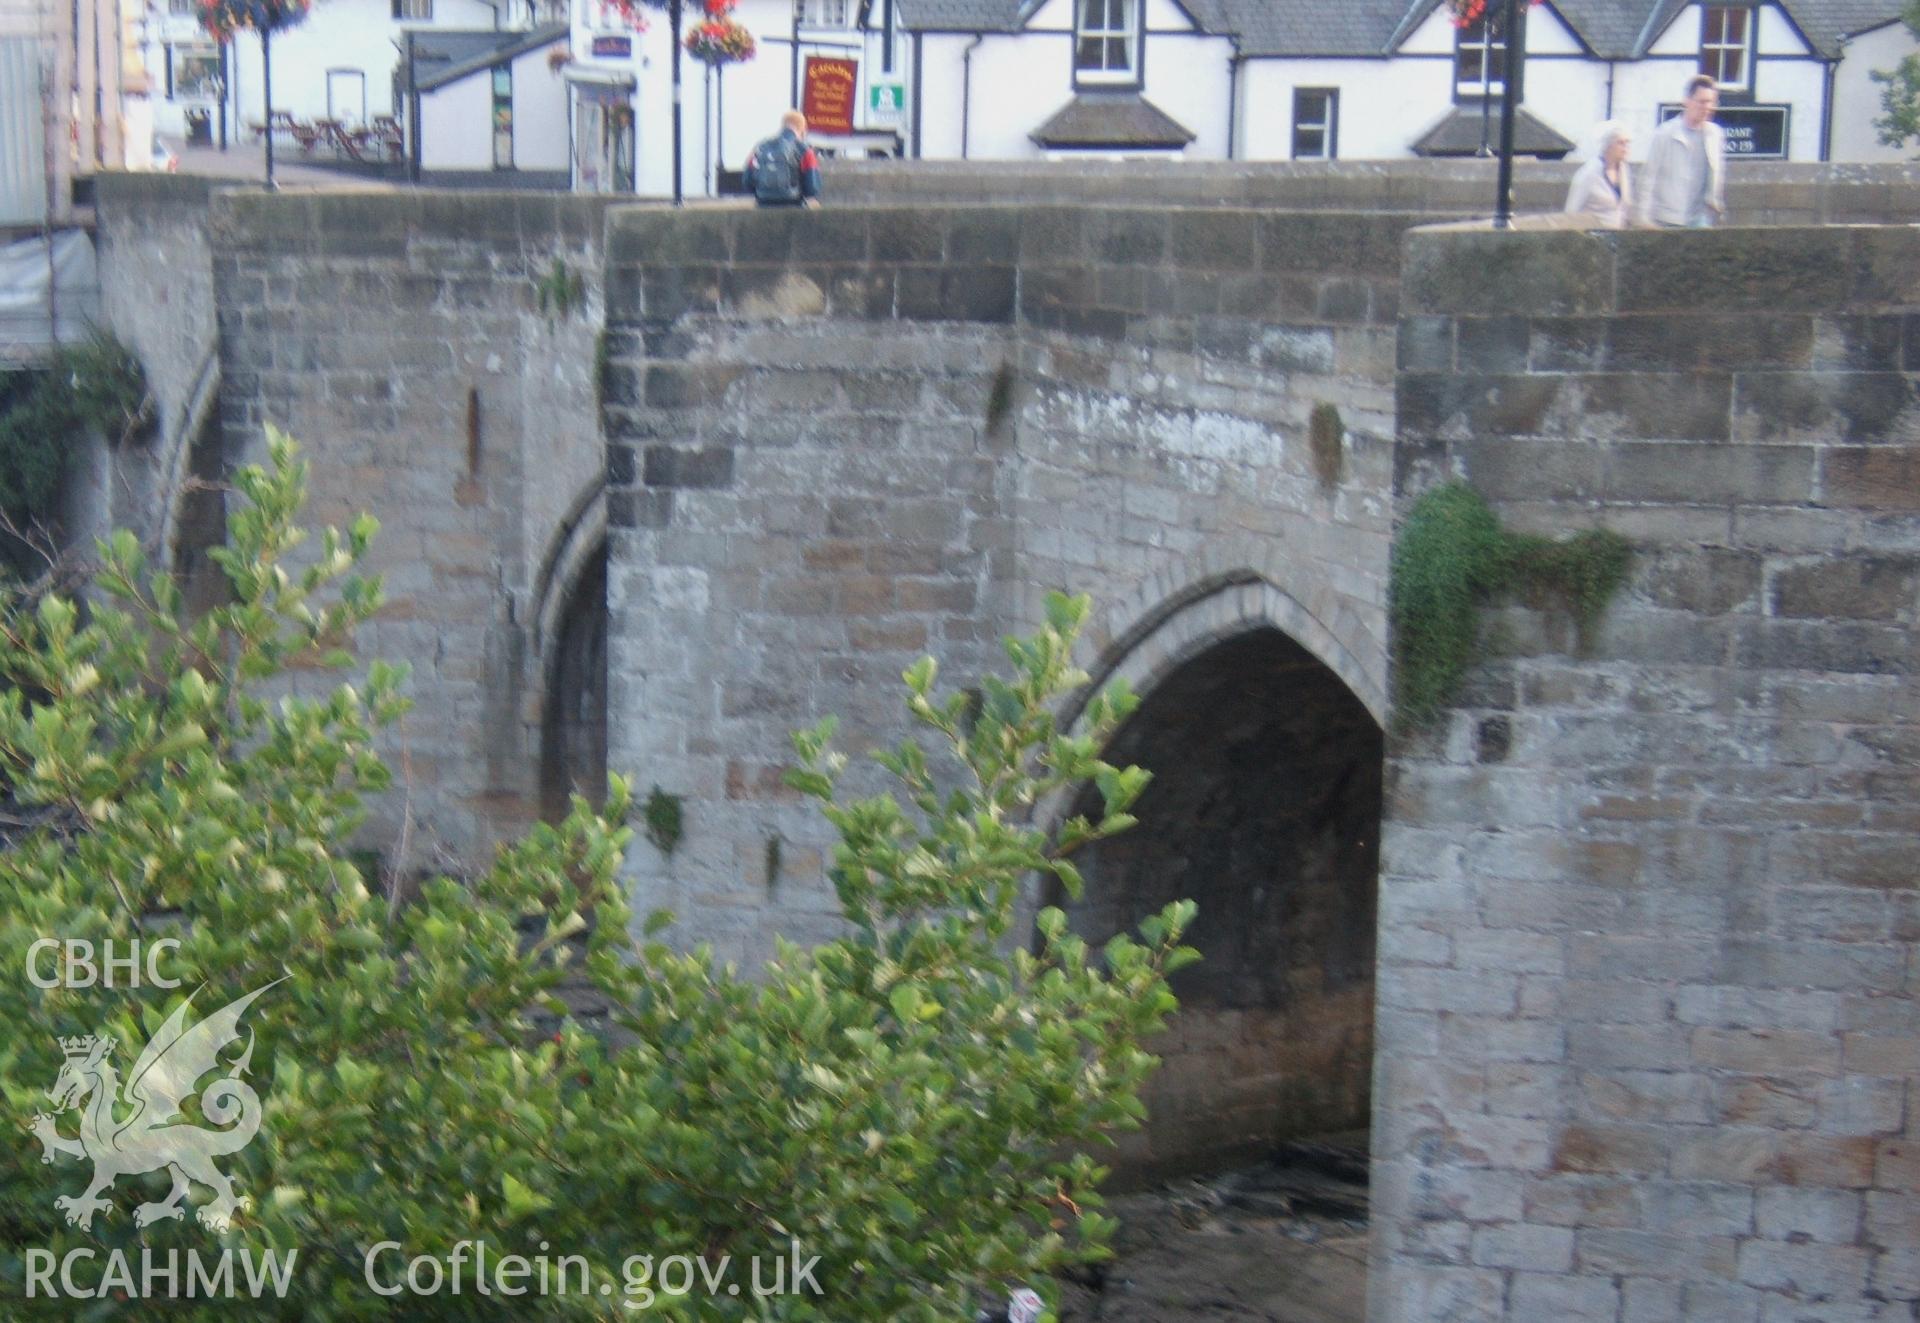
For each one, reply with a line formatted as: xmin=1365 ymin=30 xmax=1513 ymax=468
xmin=534 ymin=257 xmax=588 ymax=319
xmin=644 ymin=783 xmax=684 ymax=855
xmin=1308 ymin=402 xmax=1344 ymax=490
xmin=1390 ymin=481 xmax=1631 ymax=729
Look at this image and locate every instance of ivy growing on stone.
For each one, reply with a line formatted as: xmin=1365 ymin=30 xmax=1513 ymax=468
xmin=1390 ymin=481 xmax=1630 ymax=730
xmin=0 ymin=329 xmax=151 ymax=529
xmin=643 ymin=782 xmax=684 ymax=855
xmin=535 ymin=257 xmax=588 ymax=319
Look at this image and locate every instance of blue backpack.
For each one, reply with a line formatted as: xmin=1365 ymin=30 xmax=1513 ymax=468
xmin=752 ymin=133 xmax=804 ymax=204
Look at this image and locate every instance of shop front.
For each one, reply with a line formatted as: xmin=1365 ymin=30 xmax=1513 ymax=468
xmin=568 ymin=68 xmax=637 ymax=193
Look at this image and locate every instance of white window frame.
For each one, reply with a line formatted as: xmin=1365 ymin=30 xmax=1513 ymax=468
xmin=1699 ymin=5 xmax=1752 ymax=92
xmin=168 ymin=0 xmax=194 ymax=16
xmin=797 ymin=0 xmax=852 ymax=27
xmin=1454 ymin=13 xmax=1506 ymax=100
xmin=392 ymin=0 xmax=432 ymax=19
xmin=1073 ymin=0 xmax=1138 ymax=85
xmin=1292 ymin=87 xmax=1337 ymax=160
xmin=173 ymin=47 xmax=222 ymax=99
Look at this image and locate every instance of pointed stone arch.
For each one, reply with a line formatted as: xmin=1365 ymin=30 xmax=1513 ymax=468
xmin=1048 ymin=570 xmax=1387 ymax=1179
xmin=530 ymin=480 xmax=609 ymax=819
xmin=1074 ymin=569 xmax=1387 ymax=736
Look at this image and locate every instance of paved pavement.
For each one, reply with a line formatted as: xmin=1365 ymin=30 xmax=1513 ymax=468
xmin=162 ymin=135 xmax=391 ymax=190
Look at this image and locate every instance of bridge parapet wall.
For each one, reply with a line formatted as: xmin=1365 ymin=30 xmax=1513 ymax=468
xmin=826 ymin=159 xmax=1920 ymax=226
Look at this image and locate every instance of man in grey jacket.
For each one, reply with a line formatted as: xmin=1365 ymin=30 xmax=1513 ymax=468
xmin=1636 ymin=75 xmax=1727 ymax=227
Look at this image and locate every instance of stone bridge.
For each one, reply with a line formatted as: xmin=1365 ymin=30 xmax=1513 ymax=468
xmin=88 ymin=170 xmax=1919 ymax=1323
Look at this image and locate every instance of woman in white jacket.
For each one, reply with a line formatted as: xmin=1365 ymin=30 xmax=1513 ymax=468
xmin=1564 ymin=121 xmax=1632 ymax=229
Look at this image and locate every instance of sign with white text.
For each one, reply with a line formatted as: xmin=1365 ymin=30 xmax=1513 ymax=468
xmin=1658 ymin=102 xmax=1789 ymax=158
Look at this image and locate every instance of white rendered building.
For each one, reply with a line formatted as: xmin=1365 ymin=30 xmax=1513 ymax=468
xmin=889 ymin=0 xmax=1918 ymax=167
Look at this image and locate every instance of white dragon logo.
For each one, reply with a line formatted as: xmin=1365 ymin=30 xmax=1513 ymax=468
xmin=29 ymin=980 xmax=282 ymax=1233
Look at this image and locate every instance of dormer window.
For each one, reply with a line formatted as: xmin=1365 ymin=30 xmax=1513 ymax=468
xmin=1700 ymin=6 xmax=1751 ymax=90
xmin=1454 ymin=13 xmax=1506 ymax=100
xmin=798 ymin=0 xmax=851 ymax=27
xmin=1075 ymin=0 xmax=1138 ymax=82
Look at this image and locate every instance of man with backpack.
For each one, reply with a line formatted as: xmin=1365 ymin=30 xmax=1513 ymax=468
xmin=744 ymin=110 xmax=821 ymax=208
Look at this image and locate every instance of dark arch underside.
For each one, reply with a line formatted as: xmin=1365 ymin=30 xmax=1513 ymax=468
xmin=1055 ymin=626 xmax=1384 ymax=1179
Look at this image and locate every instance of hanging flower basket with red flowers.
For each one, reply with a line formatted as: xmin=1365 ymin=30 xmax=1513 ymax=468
xmin=197 ymin=0 xmax=310 ymax=42
xmin=1444 ymin=0 xmax=1540 ymax=27
xmin=685 ymin=15 xmax=756 ymax=65
xmin=598 ymin=0 xmax=653 ymax=30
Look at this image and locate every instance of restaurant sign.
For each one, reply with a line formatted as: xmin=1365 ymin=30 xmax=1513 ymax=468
xmin=1657 ymin=102 xmax=1789 ymax=158
xmin=803 ymin=56 xmax=857 ymax=135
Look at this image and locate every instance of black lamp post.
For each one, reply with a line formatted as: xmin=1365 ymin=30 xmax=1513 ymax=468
xmin=262 ymin=29 xmax=277 ymax=190
xmin=671 ymin=0 xmax=684 ymax=204
xmin=1492 ymin=0 xmax=1520 ymax=228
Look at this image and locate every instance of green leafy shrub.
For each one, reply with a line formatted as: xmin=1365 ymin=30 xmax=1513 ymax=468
xmin=0 ymin=432 xmax=1190 ymax=1319
xmin=1390 ymin=481 xmax=1630 ymax=729
xmin=0 ymin=372 xmax=71 ymax=524
xmin=0 ymin=330 xmax=152 ymax=529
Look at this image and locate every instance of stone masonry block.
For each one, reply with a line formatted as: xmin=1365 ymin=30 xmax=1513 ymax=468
xmin=1756 ymin=1188 xmax=1865 ymax=1243
xmin=943 ymin=209 xmax=1021 ymax=262
xmin=790 ymin=209 xmax=871 ymax=262
xmin=642 ymin=446 xmax=735 ymax=489
xmin=1576 ymin=1227 xmax=1739 ymax=1282
xmin=1608 ymin=314 xmax=1815 ymax=372
xmin=1603 ymin=440 xmax=1813 ymax=504
xmin=1086 ymin=209 xmax=1170 ymax=265
xmin=1262 ymin=212 xmax=1409 ymax=279
xmin=1472 ymin=1223 xmax=1575 ymax=1272
xmin=1510 ymin=1272 xmax=1622 ymax=1321
xmin=1398 ymin=314 xmax=1454 ymax=371
xmin=1771 ymin=556 xmax=1918 ymax=621
xmin=870 ymin=209 xmax=945 ymax=262
xmin=1456 ymin=315 xmax=1530 ymax=372
xmin=1170 ymin=210 xmax=1257 ymax=269
xmin=1615 ymin=227 xmax=1854 ymax=314
xmin=1737 ymin=1240 xmax=1873 ymax=1298
xmin=1404 ymin=229 xmax=1614 ymax=317
xmin=1734 ymin=371 xmax=1919 ymax=444
xmin=1823 ymin=446 xmax=1920 ymax=511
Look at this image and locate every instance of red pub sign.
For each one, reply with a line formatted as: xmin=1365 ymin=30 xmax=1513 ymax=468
xmin=802 ymin=56 xmax=857 ymax=135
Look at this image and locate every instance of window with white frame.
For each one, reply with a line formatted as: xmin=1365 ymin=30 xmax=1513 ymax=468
xmin=1454 ymin=13 xmax=1506 ymax=99
xmin=392 ymin=0 xmax=431 ymax=19
xmin=1292 ymin=88 xmax=1337 ymax=159
xmin=169 ymin=0 xmax=194 ymax=16
xmin=174 ymin=48 xmax=221 ymax=98
xmin=1699 ymin=6 xmax=1751 ymax=89
xmin=1074 ymin=0 xmax=1137 ymax=81
xmin=798 ymin=0 xmax=851 ymax=27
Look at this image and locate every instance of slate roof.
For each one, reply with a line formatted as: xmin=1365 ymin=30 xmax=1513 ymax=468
xmin=1411 ymin=103 xmax=1577 ymax=155
xmin=416 ymin=24 xmax=569 ymax=93
xmin=408 ymin=29 xmax=528 ymax=79
xmin=1029 ymin=91 xmax=1198 ymax=145
xmin=892 ymin=0 xmax=1025 ymax=31
xmin=1217 ymin=0 xmax=1414 ymax=56
xmin=1547 ymin=0 xmax=1653 ymax=57
xmin=894 ymin=0 xmax=1908 ymax=59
